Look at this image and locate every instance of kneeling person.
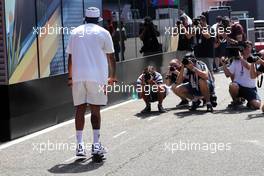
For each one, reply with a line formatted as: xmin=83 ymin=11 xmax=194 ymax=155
xmin=137 ymin=66 xmax=167 ymax=113
xmin=174 ymin=55 xmax=216 ymax=112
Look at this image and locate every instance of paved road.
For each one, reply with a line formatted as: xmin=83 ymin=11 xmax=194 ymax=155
xmin=1 ymin=73 xmax=264 ymax=176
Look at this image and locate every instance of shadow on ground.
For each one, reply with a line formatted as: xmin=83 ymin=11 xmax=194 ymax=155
xmin=246 ymin=113 xmax=264 ymax=120
xmin=48 ymin=157 xmax=103 ymax=174
xmin=134 ymin=111 xmax=162 ymax=119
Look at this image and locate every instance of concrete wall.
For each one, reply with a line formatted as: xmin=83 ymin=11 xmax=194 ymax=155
xmin=0 ymin=51 xmax=177 ymax=142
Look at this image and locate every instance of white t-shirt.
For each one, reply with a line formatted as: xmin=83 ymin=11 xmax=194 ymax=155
xmin=66 ymin=23 xmax=114 ymax=84
xmin=229 ymin=60 xmax=256 ymax=88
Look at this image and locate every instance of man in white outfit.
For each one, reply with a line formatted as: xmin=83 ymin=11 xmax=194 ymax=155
xmin=67 ymin=7 xmax=116 ymax=157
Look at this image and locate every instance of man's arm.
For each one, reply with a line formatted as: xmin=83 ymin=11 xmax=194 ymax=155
xmin=250 ymin=63 xmax=259 ymax=79
xmin=240 ymin=58 xmax=251 ymax=70
xmin=192 ymin=67 xmax=209 ymax=80
xmin=67 ymin=54 xmax=72 ymax=87
xmin=221 ymin=59 xmax=234 ymax=79
xmin=176 ymin=66 xmax=185 ymax=85
xmin=107 ymin=53 xmax=117 ymax=85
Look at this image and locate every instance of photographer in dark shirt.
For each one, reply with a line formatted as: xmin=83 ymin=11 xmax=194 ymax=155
xmin=176 ymin=16 xmax=193 ymax=59
xmin=139 ymin=17 xmax=162 ymax=56
xmin=193 ymin=15 xmax=215 ymax=77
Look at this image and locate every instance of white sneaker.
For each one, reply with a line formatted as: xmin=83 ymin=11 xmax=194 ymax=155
xmin=91 ymin=143 xmax=107 ymax=155
xmin=76 ymin=143 xmax=86 ymax=157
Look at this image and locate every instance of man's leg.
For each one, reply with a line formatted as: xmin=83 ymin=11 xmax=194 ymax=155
xmin=173 ymin=84 xmax=193 ymax=100
xmin=90 ymin=104 xmax=101 ymax=144
xmin=214 ymin=57 xmax=220 ymax=72
xmin=172 ymin=84 xmax=189 ymax=107
xmin=199 ymin=79 xmax=210 ymax=103
xmin=139 ymin=86 xmax=151 ymax=113
xmin=157 ymin=85 xmax=167 ymax=113
xmin=229 ymin=83 xmax=239 ymax=102
xmin=199 ymin=79 xmax=213 ymax=112
xmin=75 ymin=103 xmax=87 ymax=156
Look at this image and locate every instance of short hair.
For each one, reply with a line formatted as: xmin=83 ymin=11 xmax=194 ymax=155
xmin=143 ymin=66 xmax=156 ymax=73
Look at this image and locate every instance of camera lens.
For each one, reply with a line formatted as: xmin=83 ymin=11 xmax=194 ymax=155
xmin=170 ymin=66 xmax=175 ymax=72
xmin=182 ymin=58 xmax=190 ymax=65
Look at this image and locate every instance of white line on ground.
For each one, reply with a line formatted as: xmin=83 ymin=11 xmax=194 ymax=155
xmin=68 ymin=135 xmax=75 ymax=139
xmin=148 ymin=115 xmax=159 ymax=121
xmin=64 ymin=156 xmax=77 ymax=163
xmin=113 ymin=131 xmax=127 ymax=138
xmin=0 ymin=100 xmax=136 ymax=151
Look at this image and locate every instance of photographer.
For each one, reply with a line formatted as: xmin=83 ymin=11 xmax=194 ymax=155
xmin=193 ymin=15 xmax=216 ymax=77
xmin=165 ymin=59 xmax=189 ymax=108
xmin=249 ymin=50 xmax=264 ymax=112
xmin=214 ymin=16 xmax=230 ymax=72
xmin=221 ymin=41 xmax=261 ymax=109
xmin=249 ymin=49 xmax=264 ymax=79
xmin=174 ymin=54 xmax=216 ymax=112
xmin=136 ymin=66 xmax=167 ymax=113
xmin=139 ymin=17 xmax=162 ymax=56
xmin=176 ymin=16 xmax=194 ymax=59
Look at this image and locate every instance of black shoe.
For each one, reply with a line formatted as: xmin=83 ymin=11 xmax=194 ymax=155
xmin=141 ymin=105 xmax=151 ymax=114
xmin=176 ymin=100 xmax=189 ymax=108
xmin=206 ymin=104 xmax=214 ymax=112
xmin=158 ymin=104 xmax=167 ymax=113
xmin=189 ymin=101 xmax=200 ymax=111
xmin=210 ymin=95 xmax=218 ymax=107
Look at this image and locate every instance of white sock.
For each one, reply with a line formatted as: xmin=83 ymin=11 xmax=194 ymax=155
xmin=76 ymin=130 xmax=83 ymax=144
xmin=93 ymin=129 xmax=100 ymax=144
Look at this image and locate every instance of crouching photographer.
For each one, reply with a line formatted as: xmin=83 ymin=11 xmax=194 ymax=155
xmin=136 ymin=66 xmax=167 ymax=114
xmin=174 ymin=54 xmax=217 ymax=112
xmin=249 ymin=49 xmax=264 ymax=112
xmin=165 ymin=59 xmax=190 ymax=108
xmin=221 ymin=41 xmax=261 ymax=110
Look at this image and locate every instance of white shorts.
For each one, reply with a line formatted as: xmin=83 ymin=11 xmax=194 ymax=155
xmin=72 ymin=81 xmax=107 ymax=106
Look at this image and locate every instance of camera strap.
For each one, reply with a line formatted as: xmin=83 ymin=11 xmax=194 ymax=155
xmin=257 ymin=74 xmax=263 ymax=88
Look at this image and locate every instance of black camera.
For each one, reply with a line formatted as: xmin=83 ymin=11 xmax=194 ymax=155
xmin=247 ymin=55 xmax=260 ymax=63
xmin=247 ymin=47 xmax=262 ymax=63
xmin=143 ymin=72 xmax=154 ymax=82
xmin=193 ymin=18 xmax=200 ymax=26
xmin=182 ymin=54 xmax=197 ymax=66
xmin=169 ymin=66 xmax=176 ymax=72
xmin=176 ymin=20 xmax=182 ymax=26
xmin=226 ymin=41 xmax=247 ymax=58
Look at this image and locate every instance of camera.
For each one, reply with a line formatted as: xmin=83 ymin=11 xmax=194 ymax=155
xmin=169 ymin=66 xmax=176 ymax=72
xmin=143 ymin=72 xmax=154 ymax=83
xmin=182 ymin=54 xmax=197 ymax=66
xmin=193 ymin=18 xmax=200 ymax=26
xmin=226 ymin=41 xmax=247 ymax=58
xmin=247 ymin=55 xmax=260 ymax=63
xmin=176 ymin=20 xmax=182 ymax=26
xmin=246 ymin=47 xmax=262 ymax=63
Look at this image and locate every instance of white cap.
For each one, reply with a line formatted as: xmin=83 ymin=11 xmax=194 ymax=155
xmin=85 ymin=7 xmax=103 ymax=22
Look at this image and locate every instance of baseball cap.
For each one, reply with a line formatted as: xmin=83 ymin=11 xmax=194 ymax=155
xmin=85 ymin=7 xmax=103 ymax=22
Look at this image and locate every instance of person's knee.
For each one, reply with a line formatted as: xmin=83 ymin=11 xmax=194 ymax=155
xmin=75 ymin=104 xmax=87 ymax=117
xmin=174 ymin=86 xmax=183 ymax=96
xmin=250 ymin=100 xmax=261 ymax=110
xmin=229 ymin=83 xmax=239 ymax=93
